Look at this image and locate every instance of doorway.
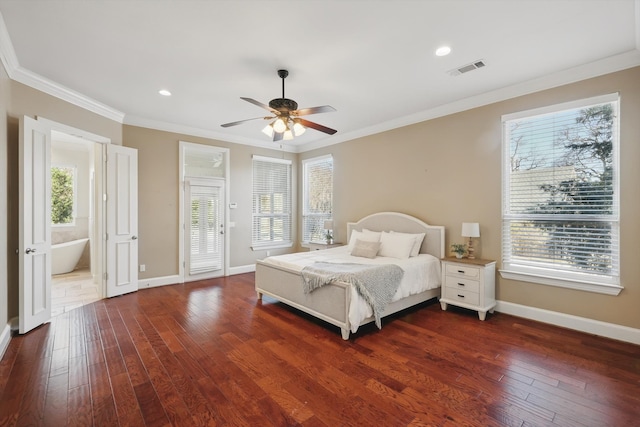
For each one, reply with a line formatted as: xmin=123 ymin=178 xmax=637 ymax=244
xmin=50 ymin=131 xmax=101 ymax=316
xmin=179 ymin=142 xmax=230 ymax=282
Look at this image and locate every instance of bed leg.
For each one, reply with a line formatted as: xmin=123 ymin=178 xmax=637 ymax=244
xmin=256 ymin=291 xmax=262 ymax=301
xmin=341 ymin=328 xmax=350 ymax=340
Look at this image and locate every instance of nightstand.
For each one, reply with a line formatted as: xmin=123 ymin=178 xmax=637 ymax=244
xmin=440 ymin=257 xmax=496 ymax=320
xmin=308 ymin=242 xmax=343 ymax=251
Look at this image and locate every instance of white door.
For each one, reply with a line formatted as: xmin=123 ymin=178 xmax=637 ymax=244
xmin=105 ymin=144 xmax=138 ymax=297
xmin=184 ymin=178 xmax=225 ymax=281
xmin=19 ymin=116 xmax=52 ymax=334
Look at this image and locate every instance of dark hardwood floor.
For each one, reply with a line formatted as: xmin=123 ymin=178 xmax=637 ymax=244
xmin=0 ymin=273 xmax=639 ymax=426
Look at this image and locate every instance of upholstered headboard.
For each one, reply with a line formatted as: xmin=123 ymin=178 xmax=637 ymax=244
xmin=346 ymin=212 xmax=445 ymax=259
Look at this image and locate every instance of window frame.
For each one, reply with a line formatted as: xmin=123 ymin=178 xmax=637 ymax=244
xmin=251 ymin=155 xmax=293 ymax=250
xmin=301 ymin=154 xmax=333 ymax=245
xmin=500 ymin=93 xmax=622 ymax=296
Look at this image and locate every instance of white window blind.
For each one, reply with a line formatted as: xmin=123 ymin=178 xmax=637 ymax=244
xmin=189 ymin=184 xmax=222 ymax=275
xmin=302 ymin=155 xmax=333 ymax=243
xmin=252 ymin=155 xmax=292 ymax=248
xmin=501 ymin=93 xmax=620 ymax=293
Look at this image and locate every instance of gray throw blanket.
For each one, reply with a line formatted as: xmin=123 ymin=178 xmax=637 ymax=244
xmin=301 ymin=262 xmax=404 ymax=329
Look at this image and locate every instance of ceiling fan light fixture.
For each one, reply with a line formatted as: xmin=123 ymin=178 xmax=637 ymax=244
xmin=293 ymin=121 xmax=306 ymax=136
xmin=273 ymin=118 xmax=287 ymax=133
xmin=262 ymin=123 xmax=274 ymax=137
xmin=283 ymin=129 xmax=294 ymax=140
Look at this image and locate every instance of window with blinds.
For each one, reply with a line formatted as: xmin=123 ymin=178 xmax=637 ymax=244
xmin=501 ymin=93 xmax=620 ymax=293
xmin=252 ymin=155 xmax=292 ymax=248
xmin=302 ymin=155 xmax=333 ymax=243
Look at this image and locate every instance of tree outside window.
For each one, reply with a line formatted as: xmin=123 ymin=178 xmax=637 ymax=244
xmin=51 ymin=166 xmax=75 ymax=225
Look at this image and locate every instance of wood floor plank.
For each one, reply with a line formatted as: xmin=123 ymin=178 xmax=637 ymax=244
xmin=1 ymin=273 xmax=639 ymax=426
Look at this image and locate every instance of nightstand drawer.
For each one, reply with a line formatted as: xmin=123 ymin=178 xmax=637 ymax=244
xmin=444 ymin=287 xmax=480 ymax=306
xmin=444 ymin=276 xmax=480 ymax=293
xmin=445 ymin=263 xmax=480 ymax=279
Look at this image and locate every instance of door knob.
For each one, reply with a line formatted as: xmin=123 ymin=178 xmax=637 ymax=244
xmin=25 ymin=248 xmax=36 ymax=254
xmin=132 ymin=236 xmax=138 ymax=240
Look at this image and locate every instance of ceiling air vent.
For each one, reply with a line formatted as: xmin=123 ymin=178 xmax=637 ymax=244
xmin=448 ymin=59 xmax=486 ymax=76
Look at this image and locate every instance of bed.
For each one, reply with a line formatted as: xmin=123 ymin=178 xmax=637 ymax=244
xmin=255 ymin=212 xmax=445 ymax=339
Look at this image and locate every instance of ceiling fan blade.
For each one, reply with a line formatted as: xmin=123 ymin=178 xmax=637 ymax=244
xmin=240 ymin=97 xmax=277 ymax=113
xmin=294 ymin=105 xmax=336 ymax=116
xmin=221 ymin=116 xmax=271 ymax=127
xmin=273 ymin=131 xmax=283 ymax=142
xmin=296 ymin=118 xmax=337 ymax=135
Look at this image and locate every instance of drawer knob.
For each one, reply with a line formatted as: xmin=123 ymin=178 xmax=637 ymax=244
xmin=457 ymin=283 xmax=465 ymax=286
xmin=457 ymin=270 xmax=465 ymax=273
xmin=457 ymin=294 xmax=465 ymax=298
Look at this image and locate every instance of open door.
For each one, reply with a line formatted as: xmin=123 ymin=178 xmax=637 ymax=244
xmin=19 ymin=116 xmax=52 ymax=334
xmin=105 ymin=144 xmax=138 ymax=297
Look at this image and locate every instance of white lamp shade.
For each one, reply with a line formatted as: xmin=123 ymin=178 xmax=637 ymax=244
xmin=461 ymin=222 xmax=480 ymax=238
xmin=262 ymin=124 xmax=274 ymax=137
xmin=293 ymin=121 xmax=306 ymax=136
xmin=323 ymin=220 xmax=333 ymax=230
xmin=273 ymin=118 xmax=287 ymax=133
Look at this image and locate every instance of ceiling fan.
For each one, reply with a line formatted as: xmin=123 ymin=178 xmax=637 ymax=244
xmin=221 ymin=69 xmax=337 ymax=142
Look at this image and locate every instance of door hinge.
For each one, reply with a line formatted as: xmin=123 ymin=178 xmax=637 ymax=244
xmin=104 ymin=272 xmax=108 ymax=280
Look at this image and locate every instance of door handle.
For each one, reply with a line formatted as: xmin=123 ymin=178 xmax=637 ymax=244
xmin=220 ymin=230 xmax=224 ymax=235
xmin=25 ymin=248 xmax=36 ymax=254
xmin=131 ymin=236 xmax=138 ymax=240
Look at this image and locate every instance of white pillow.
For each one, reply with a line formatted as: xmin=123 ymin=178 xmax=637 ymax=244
xmin=348 ymin=229 xmax=381 ymax=249
xmin=378 ymin=231 xmax=416 ymax=259
xmin=362 ymin=228 xmax=382 ymax=241
xmin=390 ymin=231 xmax=425 ymax=257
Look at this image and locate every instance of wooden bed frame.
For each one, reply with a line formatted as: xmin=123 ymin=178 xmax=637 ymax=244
xmin=255 ymin=212 xmax=445 ymax=340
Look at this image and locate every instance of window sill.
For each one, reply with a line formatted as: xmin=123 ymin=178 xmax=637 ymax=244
xmin=251 ymin=243 xmax=293 ymax=252
xmin=499 ymin=268 xmax=623 ymax=296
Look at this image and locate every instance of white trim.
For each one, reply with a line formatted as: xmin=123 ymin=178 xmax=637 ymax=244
xmin=230 ymin=264 xmax=256 ymax=275
xmin=496 ymin=300 xmax=640 ymax=345
xmin=138 ymin=274 xmax=182 ymax=289
xmin=0 ymin=322 xmax=12 ymax=360
xmin=499 ymin=269 xmax=623 ymax=296
xmin=252 ymin=154 xmax=292 ymax=165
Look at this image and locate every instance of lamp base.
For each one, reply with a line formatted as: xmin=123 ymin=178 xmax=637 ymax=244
xmin=467 ymin=238 xmax=476 ymax=259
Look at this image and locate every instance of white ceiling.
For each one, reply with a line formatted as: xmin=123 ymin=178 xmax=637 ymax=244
xmin=1 ymin=0 xmax=639 ymax=152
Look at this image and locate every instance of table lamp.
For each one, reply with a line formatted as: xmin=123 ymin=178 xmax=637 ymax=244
xmin=461 ymin=222 xmax=480 ymax=259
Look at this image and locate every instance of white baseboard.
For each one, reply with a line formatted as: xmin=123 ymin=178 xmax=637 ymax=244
xmin=229 ymin=264 xmax=256 ymax=275
xmin=0 ymin=321 xmax=12 ymax=360
xmin=137 ymin=266 xmax=255 ymax=291
xmin=138 ymin=274 xmax=182 ymax=290
xmin=496 ymin=300 xmax=640 ymax=345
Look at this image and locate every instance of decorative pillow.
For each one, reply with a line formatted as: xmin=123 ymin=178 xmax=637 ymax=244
xmin=350 ymin=239 xmax=381 ymax=259
xmin=390 ymin=231 xmax=425 ymax=257
xmin=348 ymin=229 xmax=381 ymax=249
xmin=378 ymin=231 xmax=416 ymax=259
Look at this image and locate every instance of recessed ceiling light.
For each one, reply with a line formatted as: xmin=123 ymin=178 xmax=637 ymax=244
xmin=435 ymin=46 xmax=451 ymax=57
xmin=158 ymin=89 xmax=171 ymax=96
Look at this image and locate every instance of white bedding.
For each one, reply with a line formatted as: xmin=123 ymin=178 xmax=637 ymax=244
xmin=261 ymin=246 xmax=442 ymax=332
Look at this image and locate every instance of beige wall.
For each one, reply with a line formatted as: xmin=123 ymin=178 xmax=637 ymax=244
xmin=1 ymin=61 xmax=638 ymax=334
xmin=0 ymin=63 xmax=9 ymax=329
xmin=123 ymin=125 xmax=298 ymax=279
xmin=301 ymin=66 xmax=640 ymax=329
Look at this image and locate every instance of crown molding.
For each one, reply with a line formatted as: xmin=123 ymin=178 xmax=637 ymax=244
xmin=0 ymin=11 xmax=124 ymax=123
xmin=298 ymin=49 xmax=640 ymax=153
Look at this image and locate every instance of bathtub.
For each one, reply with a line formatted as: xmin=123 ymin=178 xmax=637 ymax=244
xmin=51 ymin=238 xmax=89 ymax=275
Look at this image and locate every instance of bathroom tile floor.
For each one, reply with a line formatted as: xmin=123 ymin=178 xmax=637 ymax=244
xmin=51 ymin=268 xmax=102 ymax=317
